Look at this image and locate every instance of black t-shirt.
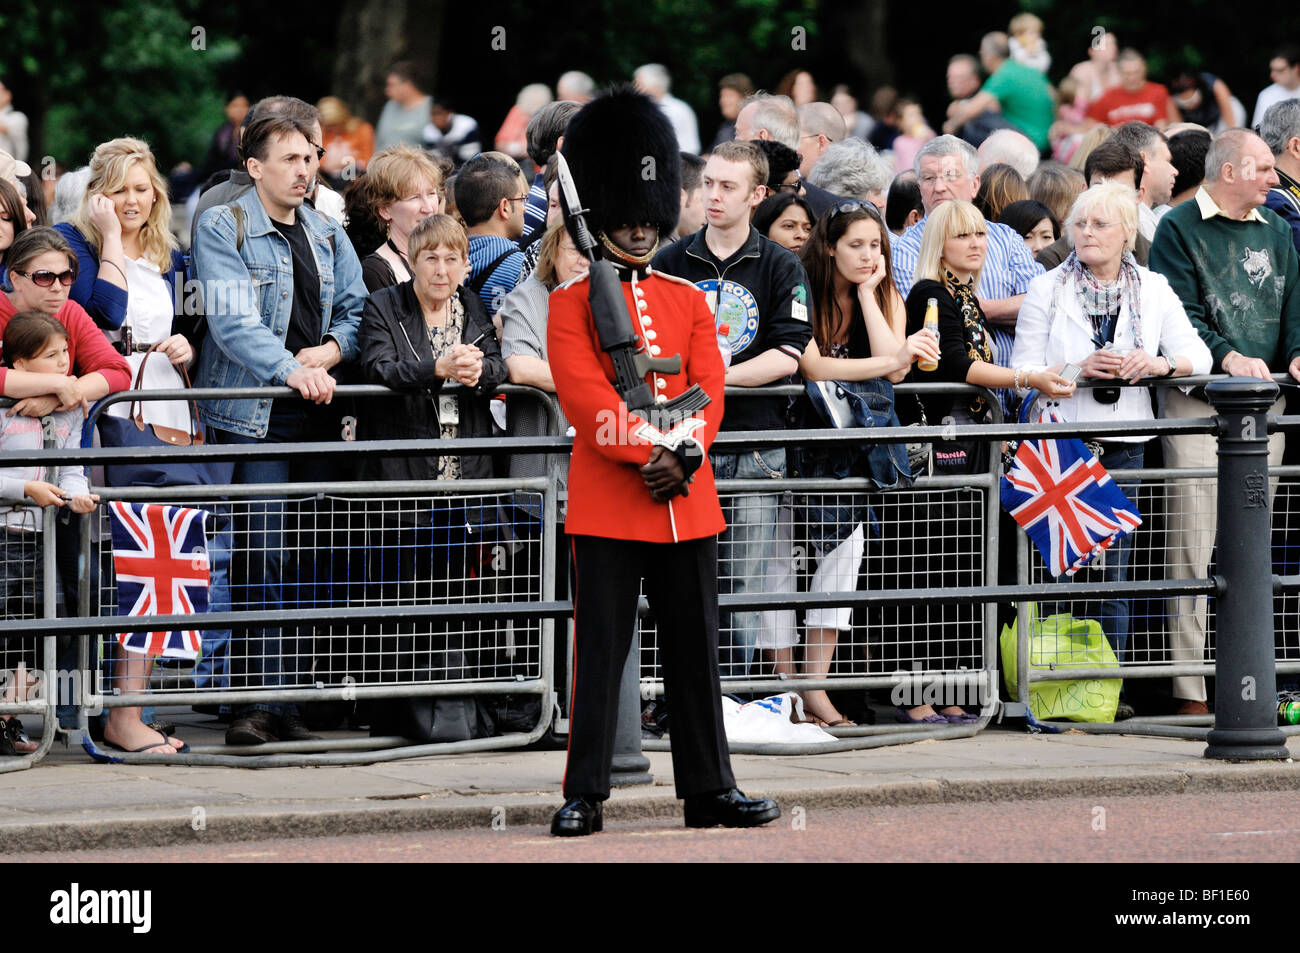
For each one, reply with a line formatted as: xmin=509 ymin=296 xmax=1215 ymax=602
xmin=273 ymin=216 xmax=322 ymax=358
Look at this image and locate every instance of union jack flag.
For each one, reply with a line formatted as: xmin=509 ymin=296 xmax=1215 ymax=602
xmin=1000 ymin=424 xmax=1141 ymax=578
xmin=108 ymin=502 xmax=211 ymax=659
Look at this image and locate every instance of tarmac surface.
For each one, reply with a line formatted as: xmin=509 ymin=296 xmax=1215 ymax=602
xmin=2 ymin=709 xmax=1297 ymax=855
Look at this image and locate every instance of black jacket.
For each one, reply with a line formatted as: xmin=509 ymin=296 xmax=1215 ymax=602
xmin=651 ymin=224 xmax=811 ymax=432
xmin=358 ymin=281 xmax=507 ymax=483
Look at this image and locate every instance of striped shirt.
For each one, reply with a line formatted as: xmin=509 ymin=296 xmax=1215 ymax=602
xmin=467 ymin=234 xmax=526 ymax=320
xmin=523 ymin=171 xmax=547 ymax=243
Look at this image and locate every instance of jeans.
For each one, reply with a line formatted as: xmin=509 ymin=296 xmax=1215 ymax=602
xmin=710 ymin=447 xmax=791 ymax=678
xmin=214 ymin=403 xmax=335 ymax=717
xmin=190 ymin=506 xmax=233 ymax=692
xmin=1044 ymin=442 xmax=1143 ymax=660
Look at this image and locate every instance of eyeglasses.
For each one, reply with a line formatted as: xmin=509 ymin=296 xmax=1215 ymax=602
xmin=775 ymin=176 xmax=804 ymax=194
xmin=918 ymin=170 xmax=967 ymax=186
xmin=831 ymin=201 xmax=870 ymax=215
xmin=307 ymin=141 xmax=327 ymax=161
xmin=1069 ymin=219 xmax=1121 ymax=232
xmin=14 ymin=269 xmax=74 ymax=288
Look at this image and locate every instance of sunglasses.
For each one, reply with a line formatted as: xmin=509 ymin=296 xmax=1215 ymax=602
xmin=15 ymin=268 xmax=74 ymax=288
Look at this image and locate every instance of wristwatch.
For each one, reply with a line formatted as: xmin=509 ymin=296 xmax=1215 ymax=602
xmin=1161 ymin=356 xmax=1178 ymax=377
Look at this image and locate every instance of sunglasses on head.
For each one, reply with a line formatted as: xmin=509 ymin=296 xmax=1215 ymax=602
xmin=15 ymin=268 xmax=74 ymax=288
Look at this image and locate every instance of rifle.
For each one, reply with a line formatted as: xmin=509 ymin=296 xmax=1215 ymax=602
xmin=555 ymin=152 xmax=710 ymax=440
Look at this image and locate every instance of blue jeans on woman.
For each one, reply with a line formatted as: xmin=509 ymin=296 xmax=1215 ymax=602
xmin=1046 ymin=442 xmax=1144 ymax=660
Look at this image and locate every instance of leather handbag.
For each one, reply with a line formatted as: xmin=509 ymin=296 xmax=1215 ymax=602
xmin=97 ymin=346 xmax=235 ymax=488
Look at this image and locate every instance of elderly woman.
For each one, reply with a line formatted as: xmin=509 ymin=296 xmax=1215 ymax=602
xmin=359 ymin=214 xmax=507 ymax=738
xmin=808 ymin=138 xmax=893 ymax=209
xmin=349 ymin=146 xmax=445 ymax=292
xmin=1011 ymin=180 xmax=1211 ymax=673
xmin=897 ymin=201 xmax=1075 ymax=724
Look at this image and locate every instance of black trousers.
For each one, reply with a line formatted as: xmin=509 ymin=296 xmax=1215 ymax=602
xmin=564 ymin=534 xmax=735 ymax=800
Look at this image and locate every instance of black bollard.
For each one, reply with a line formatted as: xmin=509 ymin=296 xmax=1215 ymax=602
xmin=1203 ymin=378 xmax=1289 ymax=760
xmin=610 ymin=609 xmax=653 ymax=786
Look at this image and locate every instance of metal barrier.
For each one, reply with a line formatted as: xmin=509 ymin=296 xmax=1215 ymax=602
xmin=4 ymin=376 xmax=1299 ymax=767
xmin=0 ymin=385 xmax=568 ymax=767
xmin=637 ymin=382 xmax=1006 ymax=752
xmin=1007 ymin=376 xmax=1300 ymax=742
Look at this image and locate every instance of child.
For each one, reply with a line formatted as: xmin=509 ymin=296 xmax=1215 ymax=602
xmin=1009 ymin=13 xmax=1051 ymax=74
xmin=0 ymin=311 xmax=97 ymax=756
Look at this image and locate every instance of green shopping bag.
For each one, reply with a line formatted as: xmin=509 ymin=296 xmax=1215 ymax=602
xmin=1000 ymin=608 xmax=1122 ymax=723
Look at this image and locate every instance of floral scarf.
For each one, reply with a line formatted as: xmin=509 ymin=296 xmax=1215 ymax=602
xmin=942 ymin=269 xmax=991 ymax=419
xmin=1056 ymin=251 xmax=1144 ymax=351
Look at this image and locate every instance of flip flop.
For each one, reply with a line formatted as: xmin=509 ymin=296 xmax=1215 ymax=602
xmin=823 ymin=718 xmax=857 ymax=728
xmin=101 ymin=729 xmax=191 ymax=755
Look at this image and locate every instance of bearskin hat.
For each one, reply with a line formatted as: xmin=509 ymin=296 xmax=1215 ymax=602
xmin=559 ymin=85 xmax=682 ymax=239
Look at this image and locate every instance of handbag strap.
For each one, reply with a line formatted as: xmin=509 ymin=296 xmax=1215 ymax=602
xmin=128 ymin=345 xmax=204 ymax=446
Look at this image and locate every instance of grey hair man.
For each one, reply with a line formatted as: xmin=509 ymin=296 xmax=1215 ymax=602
xmin=891 ymin=134 xmax=1044 ymax=380
xmin=796 ymin=102 xmax=846 ymax=178
xmin=634 ymin=63 xmax=700 ymax=153
xmin=1150 ymin=127 xmax=1300 ymax=714
xmin=1108 ymin=121 xmax=1177 ymax=239
xmin=737 ymin=94 xmax=842 ymax=215
xmin=808 ymin=137 xmax=891 ymax=208
xmin=977 ymin=128 xmax=1039 ymax=178
xmin=734 ymin=93 xmax=799 ymax=149
xmin=1260 ymin=98 xmax=1300 ymax=252
xmin=556 ymin=70 xmax=595 ymax=103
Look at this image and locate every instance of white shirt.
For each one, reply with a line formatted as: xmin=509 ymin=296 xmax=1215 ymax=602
xmin=0 ymin=104 xmax=28 ymax=162
xmin=1253 ymin=83 xmax=1300 ymax=128
xmin=1138 ymin=202 xmax=1158 ymax=242
xmin=106 ymin=257 xmax=191 ymax=433
xmin=659 ymin=94 xmax=701 ymax=154
xmin=1011 ymin=262 xmax=1213 ymax=438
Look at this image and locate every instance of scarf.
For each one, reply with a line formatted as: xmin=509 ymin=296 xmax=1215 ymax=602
xmin=1057 ymin=251 xmax=1144 ymax=351
xmin=942 ymin=269 xmax=991 ymax=419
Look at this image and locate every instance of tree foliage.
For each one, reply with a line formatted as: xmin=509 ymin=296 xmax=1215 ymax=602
xmin=0 ymin=0 xmax=239 ymax=171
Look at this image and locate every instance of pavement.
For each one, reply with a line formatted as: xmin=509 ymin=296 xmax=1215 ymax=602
xmin=2 ymin=708 xmax=1298 ymax=854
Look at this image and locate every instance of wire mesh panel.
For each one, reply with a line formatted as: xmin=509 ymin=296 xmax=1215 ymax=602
xmin=1271 ymin=476 xmax=1300 ymax=665
xmin=0 ymin=515 xmax=48 ymax=715
xmin=1021 ymin=472 xmax=1300 ymax=673
xmin=1024 ymin=475 xmax=1214 ymax=669
xmin=639 ymin=485 xmax=988 ymax=686
xmin=94 ymin=492 xmax=545 ymax=698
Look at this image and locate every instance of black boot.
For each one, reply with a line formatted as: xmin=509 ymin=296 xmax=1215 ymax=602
xmin=684 ymin=788 xmax=781 ymax=828
xmin=551 ymin=795 xmax=603 ymax=836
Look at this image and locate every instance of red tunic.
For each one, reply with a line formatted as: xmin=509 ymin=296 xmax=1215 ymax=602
xmin=0 ymin=292 xmax=131 ymax=394
xmin=548 ymin=267 xmax=726 ymax=543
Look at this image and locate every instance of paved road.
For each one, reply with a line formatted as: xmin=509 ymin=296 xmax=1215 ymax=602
xmin=12 ymin=791 xmax=1299 ymax=863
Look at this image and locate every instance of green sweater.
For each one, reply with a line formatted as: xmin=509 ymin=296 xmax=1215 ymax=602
xmin=1149 ymin=200 xmax=1300 ymax=369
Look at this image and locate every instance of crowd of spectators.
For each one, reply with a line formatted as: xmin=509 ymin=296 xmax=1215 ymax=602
xmin=5 ymin=26 xmax=1300 ymax=754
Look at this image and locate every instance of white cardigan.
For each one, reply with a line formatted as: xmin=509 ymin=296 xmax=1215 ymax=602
xmin=1011 ymin=262 xmax=1212 ymax=438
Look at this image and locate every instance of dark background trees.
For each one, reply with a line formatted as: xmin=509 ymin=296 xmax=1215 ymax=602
xmin=0 ymin=0 xmax=1289 ymax=174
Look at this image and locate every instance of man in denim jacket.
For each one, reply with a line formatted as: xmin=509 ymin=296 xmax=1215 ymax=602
xmin=193 ymin=111 xmax=366 ymax=746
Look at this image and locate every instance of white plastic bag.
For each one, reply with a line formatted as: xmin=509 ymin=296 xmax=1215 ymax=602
xmin=721 ymin=692 xmax=837 ymax=744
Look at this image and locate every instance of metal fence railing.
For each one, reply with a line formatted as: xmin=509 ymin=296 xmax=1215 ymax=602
xmin=3 ymin=376 xmax=1298 ymax=768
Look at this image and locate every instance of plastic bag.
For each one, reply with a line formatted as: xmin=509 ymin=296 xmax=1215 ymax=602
xmin=720 ymin=692 xmax=837 ymax=744
xmin=1000 ymin=609 xmax=1121 ymax=723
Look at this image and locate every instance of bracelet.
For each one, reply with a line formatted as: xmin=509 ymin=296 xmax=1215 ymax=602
xmin=1013 ymin=368 xmax=1022 ymax=390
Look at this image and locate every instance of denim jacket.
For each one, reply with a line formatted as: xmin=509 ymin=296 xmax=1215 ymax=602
xmin=192 ymin=188 xmax=365 ymax=437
